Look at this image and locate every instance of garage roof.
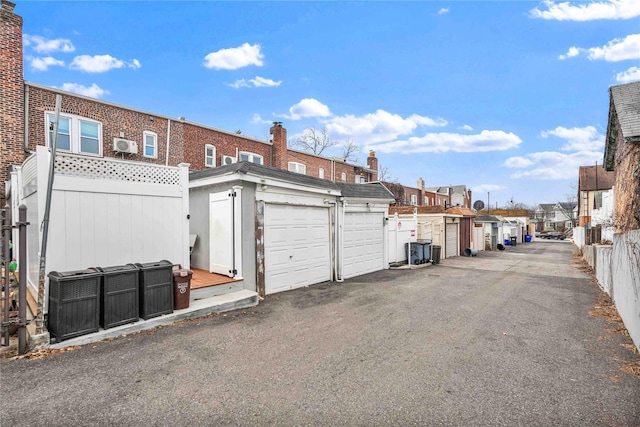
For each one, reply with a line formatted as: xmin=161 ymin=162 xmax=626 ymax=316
xmin=189 ymin=161 xmax=394 ymax=200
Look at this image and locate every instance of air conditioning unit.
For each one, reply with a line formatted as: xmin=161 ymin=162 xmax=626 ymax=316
xmin=113 ymin=138 xmax=138 ymax=154
xmin=221 ymin=155 xmax=237 ymax=165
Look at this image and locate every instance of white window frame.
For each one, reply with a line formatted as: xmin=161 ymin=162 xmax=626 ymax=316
xmin=288 ymin=162 xmax=306 ymax=175
xmin=341 ymin=172 xmax=347 ymax=182
xmin=143 ymin=131 xmax=158 ymax=159
xmin=45 ymin=112 xmax=103 ymax=156
xmin=239 ymin=151 xmax=263 ymax=165
xmin=355 ymin=175 xmax=365 ymax=184
xmin=319 ymin=168 xmax=325 ymax=179
xmin=205 ymin=144 xmax=216 ymax=168
xmin=410 ymin=194 xmax=417 ymax=206
xmin=424 ymin=197 xmax=430 ymax=206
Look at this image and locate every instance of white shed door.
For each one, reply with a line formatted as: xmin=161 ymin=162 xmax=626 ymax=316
xmin=445 ymin=223 xmax=458 ymax=258
xmin=264 ymin=204 xmax=331 ymax=295
xmin=343 ymin=212 xmax=384 ymax=279
xmin=209 ymin=191 xmax=233 ymax=276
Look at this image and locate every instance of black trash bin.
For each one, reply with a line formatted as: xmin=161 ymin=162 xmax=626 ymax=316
xmin=510 ymin=236 xmax=517 ymax=246
xmin=97 ymin=264 xmax=139 ymax=329
xmin=173 ymin=267 xmax=193 ymax=310
xmin=135 ymin=260 xmax=174 ymax=320
xmin=48 ymin=269 xmax=101 ymax=342
xmin=405 ymin=242 xmax=423 ymax=265
xmin=431 ymin=245 xmax=441 ymax=265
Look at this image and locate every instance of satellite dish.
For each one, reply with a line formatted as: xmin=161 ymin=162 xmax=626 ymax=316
xmin=473 ymin=200 xmax=485 ymax=211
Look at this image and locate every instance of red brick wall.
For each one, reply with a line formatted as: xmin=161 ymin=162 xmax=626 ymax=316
xmin=0 ymin=1 xmax=24 ymax=202
xmin=26 ymin=86 xmax=182 ymax=166
xmin=183 ymin=123 xmax=270 ymax=169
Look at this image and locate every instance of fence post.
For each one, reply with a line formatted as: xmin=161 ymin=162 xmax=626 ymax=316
xmin=2 ymin=206 xmax=10 ymax=347
xmin=18 ymin=205 xmax=29 ymax=355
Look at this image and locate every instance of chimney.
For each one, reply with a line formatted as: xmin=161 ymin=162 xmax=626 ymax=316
xmin=416 ymin=177 xmax=424 ymax=190
xmin=0 ymin=0 xmax=25 ymax=205
xmin=367 ymin=150 xmax=378 ymax=181
xmin=270 ymin=121 xmax=287 ymax=170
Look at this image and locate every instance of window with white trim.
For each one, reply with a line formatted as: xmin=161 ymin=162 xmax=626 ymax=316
xmin=341 ymin=172 xmax=346 ymax=182
xmin=143 ymin=131 xmax=157 ymax=158
xmin=46 ymin=112 xmax=102 ymax=156
xmin=355 ymin=175 xmax=365 ymax=184
xmin=424 ymin=197 xmax=430 ymax=206
xmin=319 ymin=168 xmax=325 ymax=179
xmin=410 ymin=194 xmax=417 ymax=205
xmin=239 ymin=152 xmax=263 ymax=164
xmin=288 ymin=162 xmax=306 ymax=175
xmin=205 ymin=144 xmax=216 ymax=167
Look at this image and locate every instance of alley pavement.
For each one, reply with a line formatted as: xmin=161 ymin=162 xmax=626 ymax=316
xmin=1 ymin=241 xmax=639 ymax=426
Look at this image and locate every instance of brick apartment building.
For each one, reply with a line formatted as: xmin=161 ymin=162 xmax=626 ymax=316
xmin=0 ymin=1 xmax=378 ymax=206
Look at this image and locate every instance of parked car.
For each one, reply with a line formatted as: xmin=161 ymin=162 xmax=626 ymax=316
xmin=540 ymin=231 xmax=566 ymax=240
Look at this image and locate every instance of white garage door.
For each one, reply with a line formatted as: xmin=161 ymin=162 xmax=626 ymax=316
xmin=343 ymin=212 xmax=384 ymax=279
xmin=445 ymin=223 xmax=458 ymax=258
xmin=264 ymin=204 xmax=331 ymax=295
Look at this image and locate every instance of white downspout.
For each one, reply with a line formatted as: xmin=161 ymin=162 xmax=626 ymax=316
xmin=336 ymin=199 xmax=346 ymax=282
xmin=165 ymin=119 xmax=171 ymax=165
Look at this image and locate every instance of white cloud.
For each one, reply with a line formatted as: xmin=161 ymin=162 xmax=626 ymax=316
xmin=616 ymin=66 xmax=640 ymax=82
xmin=560 ymin=33 xmax=640 ymax=61
xmin=504 ymin=157 xmax=535 ymax=168
xmin=251 ymin=113 xmax=272 ymax=125
xmin=280 ymin=98 xmax=332 ymax=120
xmin=203 ymin=43 xmax=264 ymax=70
xmin=23 ymin=34 xmax=75 ymax=53
xmin=541 ymin=125 xmax=604 ymax=151
xmin=69 ymin=54 xmax=141 ymax=73
xmin=325 ymin=109 xmax=447 ymax=144
xmin=29 ymin=56 xmax=65 ymax=71
xmin=460 ymin=124 xmax=474 ymax=131
xmin=472 ymin=184 xmax=505 ymax=193
xmin=438 ymin=8 xmax=449 ymax=14
xmin=60 ymin=83 xmax=110 ymax=99
xmin=229 ymin=76 xmax=281 ymax=89
xmin=510 ymin=150 xmax=604 ymax=179
xmin=365 ymin=130 xmax=522 ymax=154
xmin=530 ymin=0 xmax=640 ymax=21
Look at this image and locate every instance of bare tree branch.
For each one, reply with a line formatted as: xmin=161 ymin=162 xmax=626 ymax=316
xmin=377 ymin=164 xmax=395 ymax=182
xmin=339 ymin=138 xmax=360 ymax=163
xmin=291 ymin=127 xmax=336 ymax=156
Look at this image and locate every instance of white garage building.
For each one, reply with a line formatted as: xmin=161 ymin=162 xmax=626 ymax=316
xmin=189 ymin=162 xmax=394 ymax=297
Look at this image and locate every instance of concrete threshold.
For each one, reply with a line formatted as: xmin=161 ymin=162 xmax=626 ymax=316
xmin=48 ymin=289 xmax=259 ymax=350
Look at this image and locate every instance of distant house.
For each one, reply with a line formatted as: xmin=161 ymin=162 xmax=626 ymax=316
xmin=577 ymin=165 xmax=615 ymax=227
xmin=531 ymin=203 xmax=576 ymax=232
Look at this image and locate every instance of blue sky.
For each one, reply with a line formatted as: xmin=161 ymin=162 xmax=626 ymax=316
xmin=18 ymin=0 xmax=640 ymax=207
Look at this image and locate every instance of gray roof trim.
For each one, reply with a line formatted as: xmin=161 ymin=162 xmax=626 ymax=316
xmin=189 ymin=162 xmax=393 ymax=200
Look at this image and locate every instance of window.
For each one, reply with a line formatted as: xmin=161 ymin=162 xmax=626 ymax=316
xmin=46 ymin=112 xmax=102 ymax=155
xmin=288 ymin=162 xmax=306 ymax=175
xmin=410 ymin=194 xmax=417 ymax=205
xmin=355 ymin=175 xmax=365 ymax=184
xmin=319 ymin=168 xmax=325 ymax=179
xmin=424 ymin=197 xmax=430 ymax=206
xmin=341 ymin=172 xmax=346 ymax=182
xmin=239 ymin=152 xmax=263 ymax=164
xmin=143 ymin=131 xmax=157 ymax=158
xmin=205 ymin=144 xmax=216 ymax=167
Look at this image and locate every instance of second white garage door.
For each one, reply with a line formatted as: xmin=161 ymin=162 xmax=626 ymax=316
xmin=264 ymin=204 xmax=331 ymax=295
xmin=343 ymin=212 xmax=384 ymax=279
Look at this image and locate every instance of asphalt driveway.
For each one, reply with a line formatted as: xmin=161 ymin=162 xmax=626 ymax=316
xmin=1 ymin=241 xmax=639 ymax=426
